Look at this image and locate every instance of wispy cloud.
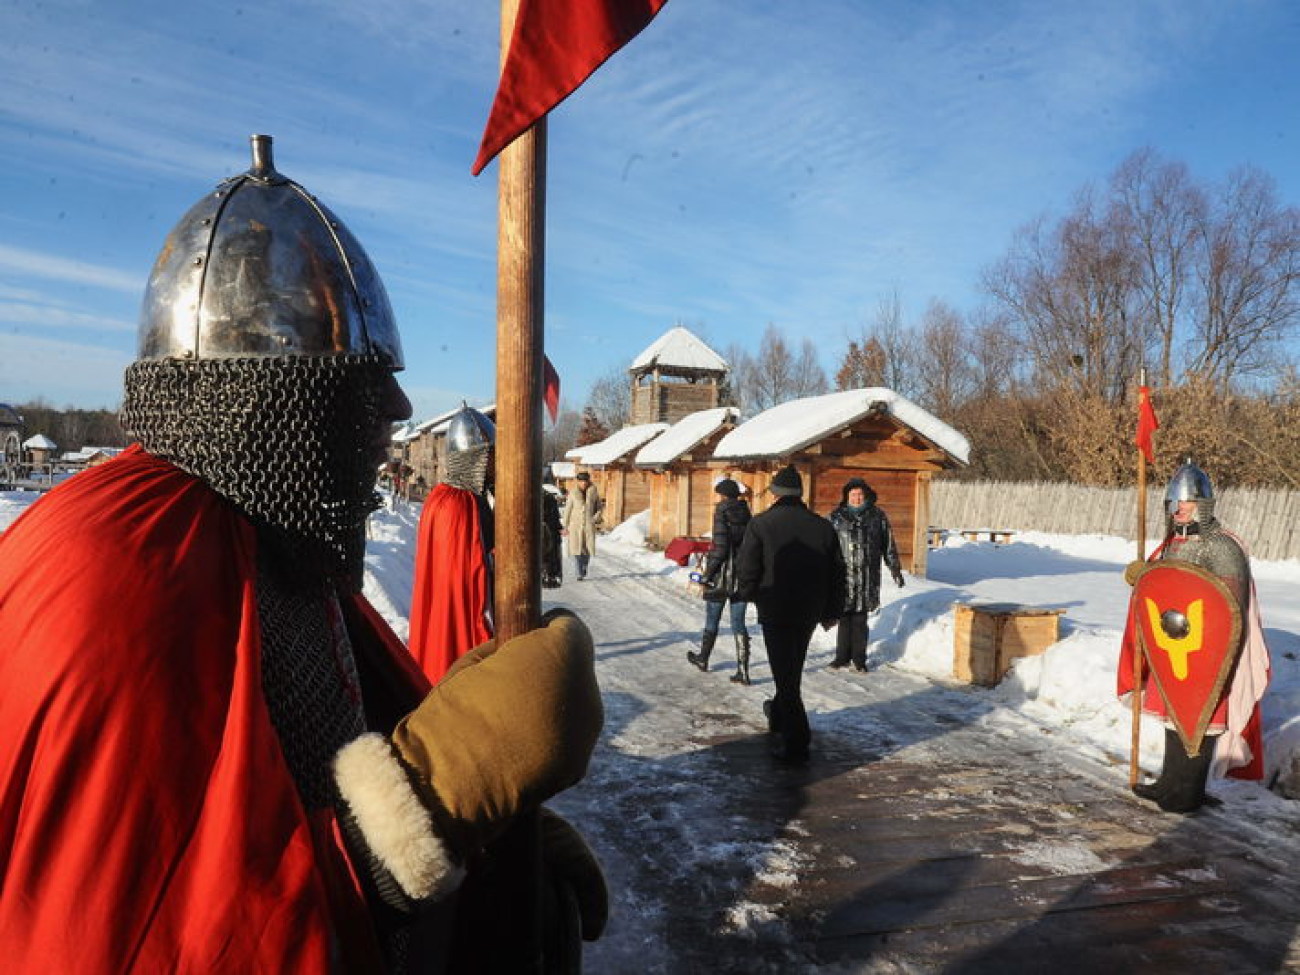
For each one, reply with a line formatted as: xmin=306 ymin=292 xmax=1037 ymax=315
xmin=0 ymin=244 xmax=139 ymax=294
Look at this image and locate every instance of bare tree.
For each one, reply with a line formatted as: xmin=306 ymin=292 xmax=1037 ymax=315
xmin=728 ymin=324 xmax=827 ymax=414
xmin=834 ymin=338 xmax=886 ymax=390
xmin=584 ymin=364 xmax=631 ymax=431
xmin=984 ymin=189 xmax=1146 ymax=404
xmin=542 ymin=407 xmax=582 ymax=462
xmin=914 ymin=299 xmax=976 ymax=418
xmin=1188 ymin=166 xmax=1300 ymax=390
xmin=1110 ymin=148 xmax=1205 ymax=386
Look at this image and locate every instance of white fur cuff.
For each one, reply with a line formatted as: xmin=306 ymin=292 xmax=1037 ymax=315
xmin=333 ymin=732 xmax=465 ymax=902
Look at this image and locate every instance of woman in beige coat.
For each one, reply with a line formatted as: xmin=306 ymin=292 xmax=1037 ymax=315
xmin=562 ymin=472 xmax=602 ymax=580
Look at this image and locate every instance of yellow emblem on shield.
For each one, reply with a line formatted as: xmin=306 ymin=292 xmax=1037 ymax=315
xmin=1143 ymin=596 xmax=1203 ymax=680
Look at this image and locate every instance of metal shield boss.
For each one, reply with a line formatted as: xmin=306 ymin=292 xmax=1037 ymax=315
xmin=1131 ymin=562 xmax=1243 ymax=756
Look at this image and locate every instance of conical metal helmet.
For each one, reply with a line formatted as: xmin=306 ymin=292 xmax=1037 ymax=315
xmin=138 ymin=134 xmax=403 ymax=367
xmin=446 ymin=403 xmax=496 ymax=453
xmin=1165 ymin=458 xmax=1213 ymax=515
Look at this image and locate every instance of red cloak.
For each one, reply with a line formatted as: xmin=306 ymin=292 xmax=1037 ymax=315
xmin=0 ymin=447 xmax=426 ymax=972
xmin=408 ymin=483 xmax=493 ymax=684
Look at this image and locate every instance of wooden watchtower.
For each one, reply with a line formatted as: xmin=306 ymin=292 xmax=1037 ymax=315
xmin=628 ymin=326 xmax=728 ymax=425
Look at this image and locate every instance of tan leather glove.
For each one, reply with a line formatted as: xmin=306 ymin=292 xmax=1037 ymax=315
xmin=333 ymin=610 xmax=602 ymax=906
xmin=540 ymin=807 xmax=608 ymax=941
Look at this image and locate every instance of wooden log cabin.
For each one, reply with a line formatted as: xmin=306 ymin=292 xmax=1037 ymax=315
xmin=713 ymin=388 xmax=970 ymax=577
xmin=565 ymin=422 xmax=668 ymax=526
xmin=633 ymin=406 xmax=741 ymax=548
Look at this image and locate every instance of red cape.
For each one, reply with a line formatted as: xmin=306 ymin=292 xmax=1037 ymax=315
xmin=0 ymin=447 xmax=425 ymax=971
xmin=408 ymin=483 xmax=493 ymax=684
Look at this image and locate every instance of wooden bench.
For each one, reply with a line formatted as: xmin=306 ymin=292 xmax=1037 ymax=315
xmin=955 ymin=529 xmax=1015 ymax=545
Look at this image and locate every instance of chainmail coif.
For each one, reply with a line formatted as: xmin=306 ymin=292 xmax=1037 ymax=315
xmin=121 ymin=354 xmax=390 ymax=590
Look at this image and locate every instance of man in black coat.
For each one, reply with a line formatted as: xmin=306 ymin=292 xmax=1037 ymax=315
xmin=736 ymin=465 xmax=847 ymax=763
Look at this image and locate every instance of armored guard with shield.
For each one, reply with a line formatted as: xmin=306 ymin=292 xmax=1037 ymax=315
xmin=1118 ymin=460 xmax=1271 ymax=813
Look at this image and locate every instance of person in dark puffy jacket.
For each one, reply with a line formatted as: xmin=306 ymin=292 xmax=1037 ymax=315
xmin=827 ymin=477 xmax=904 ymax=672
xmin=687 ymin=478 xmax=753 ymax=683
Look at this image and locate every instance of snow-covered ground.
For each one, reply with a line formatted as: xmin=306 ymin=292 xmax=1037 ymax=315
xmin=4 ymin=484 xmax=1298 ymax=966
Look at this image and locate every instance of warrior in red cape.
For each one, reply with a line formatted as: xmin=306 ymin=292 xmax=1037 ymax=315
xmin=409 ymin=404 xmax=496 ymax=684
xmin=0 ymin=136 xmax=605 ymax=973
xmin=1118 ymin=460 xmax=1271 ymax=813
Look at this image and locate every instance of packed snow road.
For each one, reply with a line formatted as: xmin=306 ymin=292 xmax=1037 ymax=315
xmin=541 ymin=537 xmax=1300 ymax=974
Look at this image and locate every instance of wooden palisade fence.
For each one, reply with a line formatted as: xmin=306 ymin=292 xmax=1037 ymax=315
xmin=931 ymin=480 xmax=1300 ymax=561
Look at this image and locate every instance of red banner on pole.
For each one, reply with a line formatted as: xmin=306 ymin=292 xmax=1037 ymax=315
xmin=543 ymin=354 xmax=561 ymax=423
xmin=1135 ymin=384 xmax=1159 ymax=464
xmin=473 ymin=0 xmax=668 ymax=175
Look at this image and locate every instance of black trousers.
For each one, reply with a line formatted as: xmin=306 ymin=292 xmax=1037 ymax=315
xmin=761 ymin=620 xmax=817 ymax=757
xmin=834 ymin=611 xmax=869 ymax=667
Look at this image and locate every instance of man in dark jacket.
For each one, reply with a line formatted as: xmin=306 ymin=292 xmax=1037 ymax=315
xmin=828 ymin=477 xmax=904 ymax=672
xmin=687 ymin=477 xmax=753 ymax=683
xmin=736 ymin=465 xmax=846 ymax=763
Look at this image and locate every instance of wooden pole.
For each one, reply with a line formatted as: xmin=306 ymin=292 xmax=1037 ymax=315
xmin=494 ymin=69 xmax=545 ymax=644
xmin=463 ymin=2 xmax=546 ymax=970
xmin=1129 ymin=369 xmax=1148 ymax=788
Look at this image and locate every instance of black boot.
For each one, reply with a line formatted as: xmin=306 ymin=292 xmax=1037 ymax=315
xmin=688 ymin=632 xmax=717 ymax=672
xmin=729 ymin=634 xmax=752 ymax=685
xmin=1134 ymin=728 xmax=1212 ymax=813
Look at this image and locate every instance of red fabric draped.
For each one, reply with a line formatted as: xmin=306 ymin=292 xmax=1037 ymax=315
xmin=472 ymin=0 xmax=669 ymax=175
xmin=1135 ymin=384 xmax=1159 ymax=464
xmin=409 ymin=483 xmax=493 ymax=683
xmin=0 ymin=446 xmax=388 ymax=971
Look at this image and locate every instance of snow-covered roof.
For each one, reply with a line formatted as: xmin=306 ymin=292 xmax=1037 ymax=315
xmin=629 ymin=326 xmax=728 ymax=375
xmin=390 ymin=420 xmax=420 ymax=444
xmin=22 ymin=434 xmax=57 ymax=450
xmin=412 ymin=402 xmax=497 ymax=437
xmin=549 ymin=460 xmax=577 ymax=480
xmin=571 ymin=423 xmax=669 ymax=466
xmin=58 ymin=446 xmax=122 ymax=463
xmin=713 ymin=388 xmax=970 ymax=465
xmin=635 ymin=407 xmax=739 ymax=466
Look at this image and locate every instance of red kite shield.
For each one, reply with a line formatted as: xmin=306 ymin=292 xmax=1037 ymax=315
xmin=1130 ymin=562 xmax=1243 ymax=756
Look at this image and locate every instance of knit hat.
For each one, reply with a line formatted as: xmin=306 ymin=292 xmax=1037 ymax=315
xmin=769 ymin=465 xmax=803 ymax=497
xmin=576 ymin=471 xmax=591 ymax=482
xmin=714 ymin=478 xmax=740 ymax=499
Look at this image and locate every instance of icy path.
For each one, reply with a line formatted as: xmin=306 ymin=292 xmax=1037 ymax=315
xmin=539 ymin=542 xmax=1300 ymax=974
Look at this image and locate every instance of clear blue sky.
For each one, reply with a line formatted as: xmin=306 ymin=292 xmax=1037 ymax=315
xmin=2 ymin=0 xmax=1298 ymax=422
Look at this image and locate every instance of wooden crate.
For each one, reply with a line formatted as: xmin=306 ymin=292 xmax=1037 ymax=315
xmin=953 ymin=604 xmax=1064 ymax=686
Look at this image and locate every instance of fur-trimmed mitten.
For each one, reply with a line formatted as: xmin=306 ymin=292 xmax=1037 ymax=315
xmin=332 ymin=610 xmax=602 ymax=909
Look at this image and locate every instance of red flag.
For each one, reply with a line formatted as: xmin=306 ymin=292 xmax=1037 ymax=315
xmin=1135 ymin=384 xmax=1159 ymax=464
xmin=543 ymin=354 xmax=561 ymax=423
xmin=472 ymin=0 xmax=669 ymax=175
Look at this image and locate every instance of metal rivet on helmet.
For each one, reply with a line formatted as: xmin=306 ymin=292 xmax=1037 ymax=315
xmin=137 ymin=134 xmax=404 ymax=368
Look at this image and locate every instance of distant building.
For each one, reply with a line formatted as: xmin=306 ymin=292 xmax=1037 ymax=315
xmin=634 ymin=406 xmax=741 ymax=547
xmin=1 ymin=405 xmax=23 ymax=485
xmin=22 ymin=433 xmax=58 ymax=476
xmin=566 ymin=422 xmax=668 ymax=526
xmin=713 ymin=388 xmax=970 ymax=577
xmin=628 ymin=326 xmax=729 ymax=425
